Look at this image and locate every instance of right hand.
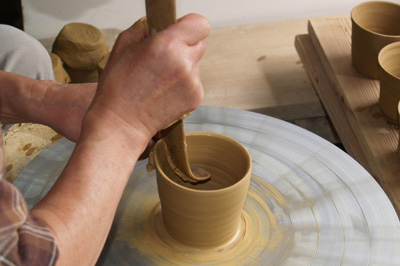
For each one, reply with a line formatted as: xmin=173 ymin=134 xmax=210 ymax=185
xmin=83 ymin=14 xmax=210 ymax=145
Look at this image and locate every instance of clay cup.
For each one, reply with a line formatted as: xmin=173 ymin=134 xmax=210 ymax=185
xmin=378 ymin=41 xmax=400 ymax=122
xmin=153 ymin=132 xmax=252 ymax=248
xmin=351 ymin=1 xmax=400 ymax=79
xmin=398 ymin=101 xmax=400 ymax=160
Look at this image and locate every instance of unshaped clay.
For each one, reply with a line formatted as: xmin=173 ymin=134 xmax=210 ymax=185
xmin=49 ymin=52 xmax=71 ymax=84
xmin=52 ymin=22 xmax=109 ymax=71
xmin=63 ymin=64 xmax=99 ymax=84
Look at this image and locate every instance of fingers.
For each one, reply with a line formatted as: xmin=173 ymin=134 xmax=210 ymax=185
xmin=99 ymin=13 xmax=208 ymax=135
xmin=190 ymin=38 xmax=207 ymax=63
xmin=153 ymin=14 xmax=208 ymax=64
xmin=172 ymin=13 xmax=211 ymax=46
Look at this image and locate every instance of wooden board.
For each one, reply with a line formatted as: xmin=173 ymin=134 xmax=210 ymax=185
xmin=200 ymin=19 xmax=319 ymax=113
xmin=295 ymin=16 xmax=400 ymax=216
xmin=40 ymin=19 xmax=321 ymax=115
xmin=187 ymin=19 xmax=339 ymax=143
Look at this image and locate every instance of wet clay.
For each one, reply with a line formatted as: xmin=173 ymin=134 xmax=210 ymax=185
xmin=114 ymin=174 xmax=292 ymax=265
xmin=63 ymin=64 xmax=99 ymax=84
xmin=378 ymin=42 xmax=400 ymax=122
xmin=145 ymin=0 xmax=210 ymax=184
xmin=160 ymin=120 xmax=211 ymax=183
xmin=97 ymin=51 xmax=110 ymax=77
xmin=52 ymin=22 xmax=109 ymax=71
xmin=49 ymin=52 xmax=71 ymax=84
xmin=351 ymin=1 xmax=400 ymax=79
xmin=152 ymin=132 xmax=252 ymax=248
xmin=398 ymin=102 xmax=400 ymax=161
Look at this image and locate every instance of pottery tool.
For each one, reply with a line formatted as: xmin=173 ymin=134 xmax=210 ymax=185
xmin=14 ymin=106 xmax=400 ymax=265
xmin=145 ymin=0 xmax=211 ymax=183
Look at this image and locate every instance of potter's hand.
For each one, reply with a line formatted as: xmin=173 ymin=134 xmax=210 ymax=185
xmin=83 ymin=14 xmax=210 ymax=148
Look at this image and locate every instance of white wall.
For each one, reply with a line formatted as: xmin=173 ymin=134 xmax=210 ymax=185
xmin=22 ymin=0 xmax=393 ymax=39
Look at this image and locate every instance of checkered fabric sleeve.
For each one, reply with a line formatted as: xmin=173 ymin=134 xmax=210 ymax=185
xmin=0 ymin=125 xmax=58 ymax=266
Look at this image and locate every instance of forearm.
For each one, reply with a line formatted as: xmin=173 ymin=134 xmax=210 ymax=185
xmin=1 ymin=69 xmax=150 ymax=265
xmin=31 ymin=111 xmax=150 ymax=266
xmin=0 ymin=70 xmax=44 ymax=124
xmin=0 ymin=70 xmax=96 ymax=140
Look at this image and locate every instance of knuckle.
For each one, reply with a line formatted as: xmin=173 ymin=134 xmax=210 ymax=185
xmin=148 ymin=34 xmax=172 ymax=55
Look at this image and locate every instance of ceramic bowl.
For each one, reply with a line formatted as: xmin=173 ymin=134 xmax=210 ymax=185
xmin=153 ymin=132 xmax=252 ymax=248
xmin=378 ymin=41 xmax=400 ymax=122
xmin=351 ymin=1 xmax=400 ymax=79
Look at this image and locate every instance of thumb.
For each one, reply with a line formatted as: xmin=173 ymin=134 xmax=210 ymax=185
xmin=125 ymin=17 xmax=150 ymax=42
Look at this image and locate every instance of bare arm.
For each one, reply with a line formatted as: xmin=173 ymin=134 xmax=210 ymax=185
xmin=16 ymin=14 xmax=209 ymax=266
xmin=0 ymin=70 xmax=96 ymax=142
xmin=31 ymin=113 xmax=148 ymax=265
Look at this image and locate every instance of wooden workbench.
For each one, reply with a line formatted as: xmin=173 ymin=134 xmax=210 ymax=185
xmin=4 ymin=18 xmax=339 ymax=182
xmin=295 ymin=16 xmax=400 ymax=216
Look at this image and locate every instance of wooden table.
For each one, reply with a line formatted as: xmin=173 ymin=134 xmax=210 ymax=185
xmin=295 ymin=16 xmax=400 ymax=216
xmin=5 ymin=18 xmax=339 ymax=182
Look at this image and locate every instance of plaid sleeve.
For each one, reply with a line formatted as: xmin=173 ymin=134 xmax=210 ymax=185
xmin=0 ymin=129 xmax=58 ymax=266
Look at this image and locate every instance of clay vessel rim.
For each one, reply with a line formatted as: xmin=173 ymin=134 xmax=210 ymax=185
xmin=378 ymin=41 xmax=400 ymax=80
xmin=154 ymin=132 xmax=252 ymax=193
xmin=398 ymin=101 xmax=400 ymax=114
xmin=351 ymin=1 xmax=400 ymax=38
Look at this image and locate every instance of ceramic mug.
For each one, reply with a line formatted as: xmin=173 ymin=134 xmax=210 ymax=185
xmin=351 ymin=1 xmax=400 ymax=79
xmin=152 ymin=132 xmax=252 ymax=248
xmin=378 ymin=41 xmax=400 ymax=122
xmin=398 ymin=101 xmax=400 ymax=161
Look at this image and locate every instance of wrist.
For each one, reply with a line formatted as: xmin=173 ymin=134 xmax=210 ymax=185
xmin=80 ymin=106 xmax=152 ymax=163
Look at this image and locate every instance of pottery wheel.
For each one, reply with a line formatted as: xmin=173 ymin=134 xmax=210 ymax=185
xmin=14 ymin=106 xmax=400 ymax=265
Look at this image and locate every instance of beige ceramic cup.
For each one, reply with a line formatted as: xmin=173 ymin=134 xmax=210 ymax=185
xmin=152 ymin=132 xmax=252 ymax=248
xmin=351 ymin=1 xmax=400 ymax=79
xmin=398 ymin=101 xmax=400 ymax=160
xmin=378 ymin=41 xmax=400 ymax=122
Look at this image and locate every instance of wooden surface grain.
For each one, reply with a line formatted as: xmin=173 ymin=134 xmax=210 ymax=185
xmin=295 ymin=16 xmax=400 ymax=216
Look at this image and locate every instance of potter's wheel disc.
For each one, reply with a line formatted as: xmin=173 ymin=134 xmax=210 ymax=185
xmin=14 ymin=106 xmax=400 ymax=265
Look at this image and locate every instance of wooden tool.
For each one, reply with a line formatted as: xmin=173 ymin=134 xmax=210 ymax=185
xmin=145 ymin=0 xmax=211 ymax=183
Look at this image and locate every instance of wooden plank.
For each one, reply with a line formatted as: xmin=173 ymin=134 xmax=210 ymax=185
xmin=250 ymin=101 xmax=326 ymax=121
xmin=295 ymin=16 xmax=400 ymax=216
xmin=39 ymin=20 xmax=339 ymax=143
xmin=295 ymin=34 xmax=369 ymax=168
xmin=200 ymin=19 xmax=339 ymax=141
xmin=40 ymin=19 xmax=322 ymax=114
xmin=198 ymin=19 xmax=321 ymax=111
